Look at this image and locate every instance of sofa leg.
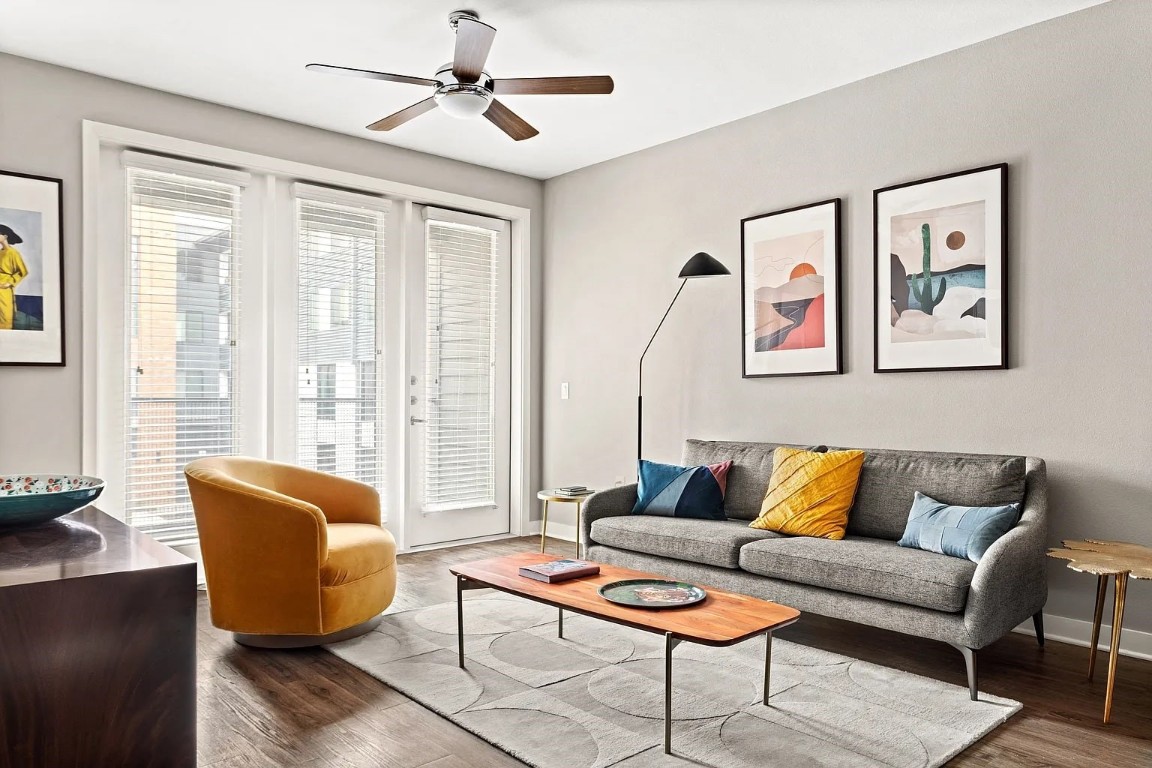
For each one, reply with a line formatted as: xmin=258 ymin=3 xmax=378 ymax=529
xmin=949 ymin=643 xmax=979 ymax=701
xmin=1032 ymin=611 xmax=1045 ymax=647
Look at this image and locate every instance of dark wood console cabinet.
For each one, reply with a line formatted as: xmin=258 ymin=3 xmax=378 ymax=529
xmin=0 ymin=507 xmax=196 ymax=767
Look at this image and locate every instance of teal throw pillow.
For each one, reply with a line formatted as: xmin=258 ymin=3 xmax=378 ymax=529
xmin=632 ymin=459 xmax=732 ymax=520
xmin=898 ymin=491 xmax=1021 ymax=563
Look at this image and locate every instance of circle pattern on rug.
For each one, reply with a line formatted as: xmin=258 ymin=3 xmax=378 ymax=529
xmin=587 ymin=658 xmax=754 ymax=720
xmin=489 ymin=631 xmax=603 ymax=673
xmin=461 ymin=708 xmax=599 ymax=768
xmin=414 ymin=598 xmax=555 ymax=636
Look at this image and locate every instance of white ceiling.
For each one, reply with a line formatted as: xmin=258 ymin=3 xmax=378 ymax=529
xmin=1 ymin=0 xmax=1105 ymax=179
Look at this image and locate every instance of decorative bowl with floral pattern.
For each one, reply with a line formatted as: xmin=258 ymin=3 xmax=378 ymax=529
xmin=0 ymin=475 xmax=106 ymax=529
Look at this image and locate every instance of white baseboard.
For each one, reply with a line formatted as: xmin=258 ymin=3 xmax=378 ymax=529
xmin=528 ymin=520 xmax=579 ymax=545
xmin=1013 ymin=613 xmax=1152 ymax=661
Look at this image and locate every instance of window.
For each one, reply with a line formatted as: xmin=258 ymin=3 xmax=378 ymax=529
xmin=421 ymin=215 xmax=501 ymax=512
xmin=124 ymin=166 xmax=242 ymax=542
xmin=316 ymin=364 xmax=336 ymax=420
xmin=295 ymin=187 xmax=387 ymax=492
xmin=89 ymin=131 xmax=523 ymax=552
xmin=317 ymin=443 xmax=337 ymax=473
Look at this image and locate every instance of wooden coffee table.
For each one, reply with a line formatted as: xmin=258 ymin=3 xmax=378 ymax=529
xmin=449 ymin=552 xmax=800 ymax=754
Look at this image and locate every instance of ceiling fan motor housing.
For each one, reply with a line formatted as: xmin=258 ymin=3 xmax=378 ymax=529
xmin=433 ymin=62 xmax=494 ymax=118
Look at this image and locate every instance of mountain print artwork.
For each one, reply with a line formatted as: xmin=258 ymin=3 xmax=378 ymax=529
xmin=753 ymin=230 xmax=826 ymax=352
xmin=741 ymin=199 xmax=841 ymax=377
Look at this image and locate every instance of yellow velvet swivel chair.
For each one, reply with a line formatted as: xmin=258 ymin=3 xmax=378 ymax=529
xmin=185 ymin=456 xmax=397 ymax=647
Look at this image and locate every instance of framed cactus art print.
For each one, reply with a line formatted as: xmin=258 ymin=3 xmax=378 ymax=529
xmin=874 ymin=163 xmax=1008 ymax=372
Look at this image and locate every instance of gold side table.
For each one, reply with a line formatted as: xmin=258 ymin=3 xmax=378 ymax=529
xmin=1048 ymin=539 xmax=1152 ymax=724
xmin=537 ymin=490 xmax=593 ymax=557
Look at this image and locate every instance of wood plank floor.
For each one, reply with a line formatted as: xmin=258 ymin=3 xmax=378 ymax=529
xmin=197 ymin=537 xmax=1152 ymax=767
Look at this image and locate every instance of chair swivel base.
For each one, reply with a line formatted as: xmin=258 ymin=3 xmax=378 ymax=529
xmin=232 ymin=614 xmax=383 ymax=648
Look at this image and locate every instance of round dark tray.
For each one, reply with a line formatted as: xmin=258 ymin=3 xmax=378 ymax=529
xmin=597 ymin=579 xmax=707 ymax=609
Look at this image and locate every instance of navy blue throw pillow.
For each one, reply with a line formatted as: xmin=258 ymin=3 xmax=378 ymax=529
xmin=632 ymin=459 xmax=732 ymax=520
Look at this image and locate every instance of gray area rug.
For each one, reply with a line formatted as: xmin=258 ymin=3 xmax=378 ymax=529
xmin=327 ymin=593 xmax=1020 ymax=767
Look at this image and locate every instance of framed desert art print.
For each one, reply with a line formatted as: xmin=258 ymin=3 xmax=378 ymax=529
xmin=874 ymin=163 xmax=1007 ymax=373
xmin=0 ymin=170 xmax=65 ymax=366
xmin=741 ymin=198 xmax=842 ymax=377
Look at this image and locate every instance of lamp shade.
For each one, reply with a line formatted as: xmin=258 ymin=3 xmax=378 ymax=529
xmin=678 ymin=252 xmax=730 ymax=279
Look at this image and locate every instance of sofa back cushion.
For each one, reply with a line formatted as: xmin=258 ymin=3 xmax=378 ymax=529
xmin=682 ymin=439 xmax=1027 ymax=537
xmin=846 ymin=449 xmax=1027 ymax=540
xmin=683 ymin=440 xmax=784 ymax=520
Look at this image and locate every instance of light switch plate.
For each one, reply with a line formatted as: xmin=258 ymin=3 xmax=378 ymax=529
xmin=561 ymin=382 xmax=570 ymax=400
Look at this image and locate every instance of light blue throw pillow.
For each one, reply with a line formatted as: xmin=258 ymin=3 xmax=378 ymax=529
xmin=897 ymin=491 xmax=1021 ymax=563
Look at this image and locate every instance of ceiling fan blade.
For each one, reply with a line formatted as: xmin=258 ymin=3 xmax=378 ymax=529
xmin=366 ymin=98 xmax=438 ymax=131
xmin=483 ymin=99 xmax=539 ymax=141
xmin=492 ymin=76 xmax=614 ymax=95
xmin=306 ymin=63 xmax=439 ymax=88
xmin=452 ymin=16 xmax=496 ymax=82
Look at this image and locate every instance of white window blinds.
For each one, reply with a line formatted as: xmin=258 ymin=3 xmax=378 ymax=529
xmin=125 ymin=164 xmax=245 ymax=542
xmin=295 ymin=185 xmax=387 ymax=494
xmin=421 ymin=209 xmax=505 ymax=512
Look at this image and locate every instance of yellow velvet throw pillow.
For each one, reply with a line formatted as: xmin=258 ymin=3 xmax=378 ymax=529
xmin=749 ymin=447 xmax=865 ymax=540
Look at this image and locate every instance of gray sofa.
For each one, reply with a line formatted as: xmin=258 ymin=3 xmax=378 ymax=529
xmin=582 ymin=439 xmax=1048 ymax=699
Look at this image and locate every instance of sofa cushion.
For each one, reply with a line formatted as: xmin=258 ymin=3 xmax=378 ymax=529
xmin=846 ymin=449 xmax=1027 ymax=540
xmin=683 ymin=440 xmax=785 ymax=521
xmin=591 ymin=516 xmax=782 ymax=569
xmin=738 ymin=535 xmax=977 ymax=612
xmin=322 ymin=523 xmax=396 ymax=587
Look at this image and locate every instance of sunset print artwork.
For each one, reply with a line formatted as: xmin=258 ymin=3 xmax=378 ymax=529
xmin=874 ymin=164 xmax=1007 ymax=372
xmin=741 ymin=199 xmax=842 ymax=377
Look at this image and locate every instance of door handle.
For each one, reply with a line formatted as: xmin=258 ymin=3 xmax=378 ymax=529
xmin=410 ymin=416 xmax=426 ymax=425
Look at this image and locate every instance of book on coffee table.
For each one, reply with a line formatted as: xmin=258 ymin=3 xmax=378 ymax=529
xmin=518 ymin=559 xmax=600 ymax=583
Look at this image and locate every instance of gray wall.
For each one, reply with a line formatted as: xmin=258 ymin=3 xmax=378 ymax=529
xmin=543 ymin=0 xmax=1152 ymax=633
xmin=0 ymin=53 xmax=544 ymax=513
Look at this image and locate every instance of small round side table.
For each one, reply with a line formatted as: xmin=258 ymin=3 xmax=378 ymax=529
xmin=1048 ymin=539 xmax=1152 ymax=724
xmin=537 ymin=490 xmax=593 ymax=557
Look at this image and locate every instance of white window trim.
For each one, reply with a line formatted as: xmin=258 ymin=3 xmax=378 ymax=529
xmin=121 ymin=150 xmax=252 ymax=187
xmin=82 ymin=120 xmax=535 ymax=551
xmin=421 ymin=205 xmax=507 ymax=232
xmin=294 ymin=182 xmax=391 ymax=212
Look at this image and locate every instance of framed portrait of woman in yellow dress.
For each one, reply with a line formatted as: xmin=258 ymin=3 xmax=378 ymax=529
xmin=0 ymin=170 xmax=64 ymax=365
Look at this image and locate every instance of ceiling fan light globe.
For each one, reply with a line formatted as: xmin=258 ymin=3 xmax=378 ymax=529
xmin=435 ymin=86 xmax=493 ymax=119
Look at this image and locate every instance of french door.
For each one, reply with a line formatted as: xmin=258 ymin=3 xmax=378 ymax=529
xmin=404 ymin=207 xmax=511 ymax=547
xmin=93 ymin=145 xmax=513 ymax=551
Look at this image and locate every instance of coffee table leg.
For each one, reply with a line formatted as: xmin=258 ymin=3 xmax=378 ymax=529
xmin=456 ymin=576 xmax=465 ymax=669
xmin=664 ymin=633 xmax=681 ymax=754
xmin=558 ymin=608 xmax=564 ymax=639
xmin=763 ymin=631 xmax=773 ymax=705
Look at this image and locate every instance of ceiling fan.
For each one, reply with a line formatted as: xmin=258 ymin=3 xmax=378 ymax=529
xmin=306 ymin=10 xmax=614 ymax=141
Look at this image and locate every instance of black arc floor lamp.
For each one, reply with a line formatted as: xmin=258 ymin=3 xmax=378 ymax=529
xmin=637 ymin=252 xmax=731 ymax=469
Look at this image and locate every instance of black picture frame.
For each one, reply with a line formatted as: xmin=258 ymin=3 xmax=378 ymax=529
xmin=0 ymin=169 xmax=66 ymax=367
xmin=873 ymin=163 xmax=1008 ymax=373
xmin=740 ymin=198 xmax=843 ymax=378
